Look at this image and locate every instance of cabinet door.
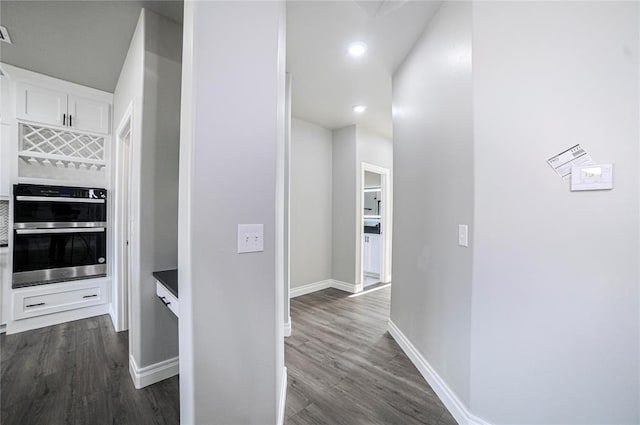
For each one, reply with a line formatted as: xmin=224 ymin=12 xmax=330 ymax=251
xmin=16 ymin=82 xmax=66 ymax=127
xmin=363 ymin=235 xmax=371 ymax=273
xmin=369 ymin=234 xmax=381 ymax=275
xmin=0 ymin=124 xmax=9 ymax=198
xmin=67 ymin=95 xmax=110 ymax=134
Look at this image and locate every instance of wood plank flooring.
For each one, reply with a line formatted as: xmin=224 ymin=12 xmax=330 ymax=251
xmin=1 ymin=285 xmax=456 ymax=425
xmin=0 ymin=316 xmax=179 ymax=425
xmin=285 ymin=286 xmax=457 ymax=425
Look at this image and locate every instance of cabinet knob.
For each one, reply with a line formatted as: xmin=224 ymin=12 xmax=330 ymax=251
xmin=69 ymin=115 xmax=72 ymax=126
xmin=63 ymin=114 xmax=66 ymax=126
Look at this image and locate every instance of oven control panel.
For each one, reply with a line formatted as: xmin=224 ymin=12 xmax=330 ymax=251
xmin=14 ymin=184 xmax=107 ymax=199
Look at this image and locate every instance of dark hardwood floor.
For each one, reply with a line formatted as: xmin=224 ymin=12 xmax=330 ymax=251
xmin=285 ymin=285 xmax=457 ymax=425
xmin=0 ymin=315 xmax=179 ymax=425
xmin=1 ymin=285 xmax=455 ymax=425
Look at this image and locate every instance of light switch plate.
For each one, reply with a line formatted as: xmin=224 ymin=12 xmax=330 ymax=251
xmin=571 ymin=164 xmax=613 ymax=191
xmin=237 ymin=224 xmax=264 ymax=254
xmin=458 ymin=225 xmax=469 ymax=247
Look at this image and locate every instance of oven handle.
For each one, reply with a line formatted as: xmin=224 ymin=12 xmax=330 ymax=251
xmin=16 ymin=196 xmax=105 ymax=204
xmin=16 ymin=227 xmax=105 ymax=235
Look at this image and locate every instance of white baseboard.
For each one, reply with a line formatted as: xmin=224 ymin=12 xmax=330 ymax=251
xmin=290 ymin=279 xmax=363 ymax=299
xmin=277 ymin=366 xmax=288 ymax=425
xmin=284 ymin=317 xmax=292 ymax=337
xmin=129 ymin=354 xmax=179 ymax=389
xmin=330 ymin=279 xmax=361 ymax=294
xmin=290 ymin=279 xmax=364 ymax=299
xmin=387 ymin=320 xmax=491 ymax=425
xmin=290 ymin=279 xmax=332 ymax=298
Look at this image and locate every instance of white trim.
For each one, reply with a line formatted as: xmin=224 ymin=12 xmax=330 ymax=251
xmin=113 ymin=102 xmax=133 ymax=333
xmin=290 ymin=279 xmax=332 ymax=298
xmin=284 ymin=317 xmax=292 ymax=337
xmin=128 ymin=354 xmax=179 ymax=390
xmin=330 ymin=279 xmax=361 ymax=294
xmin=277 ymin=366 xmax=288 ymax=425
xmin=387 ymin=320 xmax=491 ymax=425
xmin=290 ymin=279 xmax=361 ymax=298
xmin=360 ymin=162 xmax=392 ymax=285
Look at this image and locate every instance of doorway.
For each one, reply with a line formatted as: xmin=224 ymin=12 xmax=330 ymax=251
xmin=360 ymin=163 xmax=392 ymax=289
xmin=114 ymin=106 xmax=133 ymax=332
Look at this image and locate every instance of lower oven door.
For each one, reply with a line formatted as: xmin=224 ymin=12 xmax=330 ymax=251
xmin=13 ymin=227 xmax=107 ymax=287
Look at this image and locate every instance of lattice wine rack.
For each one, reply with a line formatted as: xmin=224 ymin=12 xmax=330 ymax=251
xmin=18 ymin=123 xmax=106 ymax=171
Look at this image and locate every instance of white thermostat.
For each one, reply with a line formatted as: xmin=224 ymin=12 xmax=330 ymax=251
xmin=570 ymin=163 xmax=613 ymax=191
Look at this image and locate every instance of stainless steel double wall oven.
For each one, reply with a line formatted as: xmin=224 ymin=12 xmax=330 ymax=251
xmin=13 ymin=184 xmax=107 ymax=287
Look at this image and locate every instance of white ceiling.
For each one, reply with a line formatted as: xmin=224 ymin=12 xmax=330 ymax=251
xmin=0 ymin=0 xmax=183 ymax=92
xmin=1 ymin=0 xmax=439 ymax=137
xmin=287 ymin=0 xmax=442 ymax=139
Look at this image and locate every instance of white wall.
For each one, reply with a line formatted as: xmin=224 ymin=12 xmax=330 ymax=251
xmin=179 ymin=1 xmax=286 ymax=423
xmin=290 ymin=118 xmax=332 ymax=288
xmin=392 ymin=1 xmax=640 ymax=423
xmin=364 ymin=171 xmax=381 ymax=188
xmin=112 ymin=8 xmax=181 ymax=372
xmin=331 ymin=125 xmax=357 ymax=285
xmin=471 ymin=2 xmax=639 ymax=423
xmin=391 ymin=0 xmax=473 ymax=407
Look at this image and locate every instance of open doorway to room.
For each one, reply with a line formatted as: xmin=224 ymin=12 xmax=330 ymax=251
xmin=361 ymin=165 xmax=391 ymax=289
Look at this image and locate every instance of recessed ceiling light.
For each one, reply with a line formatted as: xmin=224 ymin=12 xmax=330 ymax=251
xmin=348 ymin=41 xmax=367 ymax=57
xmin=353 ymin=105 xmax=367 ymax=114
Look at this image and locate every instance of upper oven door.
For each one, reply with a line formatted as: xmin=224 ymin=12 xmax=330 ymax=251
xmin=14 ymin=197 xmax=106 ymax=226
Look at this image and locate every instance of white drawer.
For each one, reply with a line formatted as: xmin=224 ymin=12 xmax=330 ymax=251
xmin=13 ymin=279 xmax=108 ymax=320
xmin=156 ymin=281 xmax=179 ymax=318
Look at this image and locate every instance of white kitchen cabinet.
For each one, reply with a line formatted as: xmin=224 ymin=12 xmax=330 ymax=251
xmin=12 ymin=279 xmax=108 ymax=321
xmin=0 ymin=247 xmax=8 ymax=325
xmin=16 ymin=83 xmax=110 ymax=134
xmin=67 ymin=95 xmax=110 ymax=134
xmin=16 ymin=82 xmax=66 ymax=128
xmin=363 ymin=233 xmax=381 ymax=276
xmin=0 ymin=124 xmax=9 ymax=198
xmin=156 ymin=281 xmax=179 ymax=318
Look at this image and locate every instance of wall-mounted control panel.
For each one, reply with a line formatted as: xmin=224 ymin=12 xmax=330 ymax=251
xmin=571 ymin=164 xmax=613 ymax=191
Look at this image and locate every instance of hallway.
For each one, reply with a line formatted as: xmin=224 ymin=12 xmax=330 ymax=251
xmin=285 ymin=286 xmax=456 ymax=425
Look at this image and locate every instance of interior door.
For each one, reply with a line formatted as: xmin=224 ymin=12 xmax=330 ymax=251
xmin=67 ymin=95 xmax=110 ymax=134
xmin=16 ymin=82 xmax=66 ymax=127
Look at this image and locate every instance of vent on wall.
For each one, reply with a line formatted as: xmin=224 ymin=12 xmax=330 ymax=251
xmin=0 ymin=25 xmax=12 ymax=44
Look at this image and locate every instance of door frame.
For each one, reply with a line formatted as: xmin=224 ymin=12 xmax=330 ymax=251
xmin=359 ymin=162 xmax=392 ymax=286
xmin=113 ymin=103 xmax=133 ymax=332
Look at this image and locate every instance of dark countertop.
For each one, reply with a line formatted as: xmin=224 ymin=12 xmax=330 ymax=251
xmin=153 ymin=269 xmax=178 ymax=298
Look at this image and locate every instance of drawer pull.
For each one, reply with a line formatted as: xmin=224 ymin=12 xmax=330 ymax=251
xmin=83 ymin=294 xmax=98 ymax=299
xmin=158 ymin=296 xmax=171 ymax=307
xmin=26 ymin=302 xmax=45 ymax=308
